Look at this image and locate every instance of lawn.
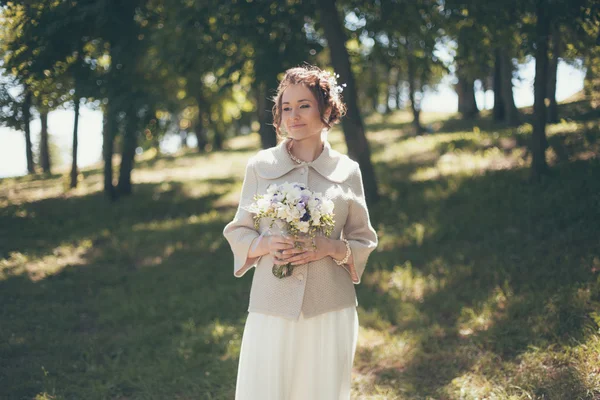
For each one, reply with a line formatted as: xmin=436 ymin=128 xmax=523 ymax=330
xmin=1 ymin=99 xmax=599 ymax=399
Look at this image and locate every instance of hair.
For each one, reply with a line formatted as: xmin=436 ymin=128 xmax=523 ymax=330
xmin=271 ymin=64 xmax=347 ymax=140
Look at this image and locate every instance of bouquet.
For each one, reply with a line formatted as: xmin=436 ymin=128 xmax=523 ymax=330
xmin=246 ymin=182 xmax=335 ymax=278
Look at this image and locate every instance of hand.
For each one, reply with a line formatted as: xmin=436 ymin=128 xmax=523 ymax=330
xmin=266 ymin=235 xmax=296 ymax=265
xmin=281 ymin=236 xmax=332 ymax=265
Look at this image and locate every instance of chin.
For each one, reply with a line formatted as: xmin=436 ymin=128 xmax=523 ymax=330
xmin=289 ymin=132 xmax=318 ymax=141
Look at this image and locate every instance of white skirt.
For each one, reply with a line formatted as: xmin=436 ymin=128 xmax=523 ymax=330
xmin=235 ymin=306 xmax=359 ymax=400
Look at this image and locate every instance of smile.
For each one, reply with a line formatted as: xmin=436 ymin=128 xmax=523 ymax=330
xmin=290 ymin=124 xmax=306 ymax=129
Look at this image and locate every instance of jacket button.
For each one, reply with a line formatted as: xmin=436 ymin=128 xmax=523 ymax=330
xmin=296 ymin=273 xmax=304 ymax=281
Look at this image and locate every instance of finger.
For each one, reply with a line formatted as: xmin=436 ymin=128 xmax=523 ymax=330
xmin=272 ymin=252 xmax=289 ymax=264
xmin=273 ymin=256 xmax=291 ymax=265
xmin=272 ymin=243 xmax=294 ymax=252
xmin=286 ymin=253 xmax=309 ymax=264
xmin=291 ymin=255 xmax=310 ymax=265
xmin=294 ymin=238 xmax=316 ymax=249
xmin=281 ymin=248 xmax=305 ymax=256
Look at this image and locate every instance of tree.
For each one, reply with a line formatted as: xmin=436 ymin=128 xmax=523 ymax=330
xmin=354 ymin=0 xmax=446 ymax=133
xmin=531 ymin=0 xmax=551 ymax=180
xmin=0 ymin=0 xmax=106 ymax=184
xmin=0 ymin=75 xmax=35 ymax=174
xmin=447 ymin=11 xmax=493 ymax=119
xmin=236 ymin=0 xmax=320 ymax=149
xmin=528 ymin=0 xmax=598 ymax=180
xmin=318 ymin=0 xmax=380 ymax=204
xmin=442 ymin=0 xmax=522 ymax=124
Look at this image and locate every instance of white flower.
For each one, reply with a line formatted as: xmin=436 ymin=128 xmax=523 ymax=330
xmin=310 ymin=209 xmax=321 ymax=221
xmin=321 ymin=199 xmax=334 ymax=215
xmin=297 ymin=221 xmax=310 ymax=233
xmin=280 ymin=182 xmax=295 ymax=195
xmin=248 ymin=182 xmax=336 ymax=238
xmin=276 ymin=206 xmax=289 ymax=221
xmin=287 ymin=186 xmax=302 ymax=202
xmin=255 ymin=197 xmax=269 ymax=212
xmin=289 ymin=207 xmax=301 ymax=221
xmin=267 ymin=184 xmax=278 ymax=194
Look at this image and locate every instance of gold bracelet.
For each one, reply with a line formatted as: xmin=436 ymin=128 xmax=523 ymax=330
xmin=333 ymin=238 xmax=351 ymax=266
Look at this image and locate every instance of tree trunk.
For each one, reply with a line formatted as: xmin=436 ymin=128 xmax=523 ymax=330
xmin=213 ymin=127 xmax=224 ymax=151
xmin=493 ymin=49 xmax=505 ymax=121
xmin=370 ymin=59 xmax=379 ymax=112
xmin=210 ymin=112 xmax=224 ymax=151
xmin=70 ymin=97 xmax=80 ymax=188
xmin=39 ymin=110 xmax=51 ymax=174
xmin=318 ymin=0 xmax=380 ymax=204
xmin=23 ymin=90 xmax=35 ymax=174
xmin=480 ymin=78 xmax=487 ymax=110
xmin=384 ymin=68 xmax=393 ymax=114
xmin=498 ymin=50 xmax=520 ymax=125
xmin=102 ymin=101 xmax=117 ymax=200
xmin=395 ymin=68 xmax=403 ymax=110
xmin=457 ymin=74 xmax=479 ymax=119
xmin=584 ymin=54 xmax=600 ymax=109
xmin=407 ymin=56 xmax=424 ymax=135
xmin=180 ymin=130 xmax=188 ymax=149
xmin=257 ymin=80 xmax=277 ymax=148
xmin=392 ymin=68 xmax=401 ymax=109
xmin=195 ymin=123 xmax=209 ymax=152
xmin=532 ymin=0 xmax=550 ymax=181
xmin=117 ymin=112 xmax=138 ymax=196
xmin=546 ymin=25 xmax=560 ymax=124
xmin=195 ymin=95 xmax=209 ymax=152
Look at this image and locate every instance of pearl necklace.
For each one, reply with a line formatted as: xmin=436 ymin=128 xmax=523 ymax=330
xmin=286 ymin=143 xmax=306 ymax=164
xmin=286 ymin=141 xmax=323 ymax=164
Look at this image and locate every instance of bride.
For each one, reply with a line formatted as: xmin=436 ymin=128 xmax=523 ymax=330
xmin=223 ymin=64 xmax=378 ymax=399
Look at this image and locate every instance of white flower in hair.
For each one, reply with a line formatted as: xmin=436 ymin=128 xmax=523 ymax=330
xmin=324 ymin=70 xmax=347 ymax=95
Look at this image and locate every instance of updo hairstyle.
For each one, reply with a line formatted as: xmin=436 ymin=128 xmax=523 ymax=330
xmin=271 ymin=64 xmax=347 ymax=139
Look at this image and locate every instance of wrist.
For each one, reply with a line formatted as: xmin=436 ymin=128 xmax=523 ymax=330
xmin=329 ymin=238 xmax=346 ymax=260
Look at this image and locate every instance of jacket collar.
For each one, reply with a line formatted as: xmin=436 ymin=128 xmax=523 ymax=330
xmin=253 ymin=138 xmax=354 ymax=183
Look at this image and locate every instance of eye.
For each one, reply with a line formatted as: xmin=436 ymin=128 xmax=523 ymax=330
xmin=283 ymin=107 xmax=291 ymax=112
xmin=300 ymin=104 xmax=310 ymax=109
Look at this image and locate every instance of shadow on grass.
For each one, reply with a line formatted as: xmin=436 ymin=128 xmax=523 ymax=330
xmin=358 ymin=156 xmax=600 ymax=397
xmin=0 ymin=176 xmax=247 ymax=399
xmin=0 ymin=177 xmax=239 ymax=260
xmin=548 ymin=124 xmax=600 ymax=164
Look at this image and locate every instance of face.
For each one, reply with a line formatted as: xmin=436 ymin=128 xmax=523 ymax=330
xmin=281 ymin=84 xmax=330 ymax=141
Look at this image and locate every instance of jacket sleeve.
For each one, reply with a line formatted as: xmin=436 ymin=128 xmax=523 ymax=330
xmin=340 ymin=162 xmax=378 ymax=284
xmin=223 ymin=157 xmax=262 ymax=277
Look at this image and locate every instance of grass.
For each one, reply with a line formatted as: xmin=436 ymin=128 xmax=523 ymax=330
xmin=1 ymin=99 xmax=599 ymax=399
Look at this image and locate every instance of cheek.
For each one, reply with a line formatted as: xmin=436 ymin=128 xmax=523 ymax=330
xmin=308 ymin=109 xmax=323 ymax=123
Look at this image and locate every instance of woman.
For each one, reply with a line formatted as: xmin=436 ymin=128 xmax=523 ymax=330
xmin=223 ymin=64 xmax=378 ymax=400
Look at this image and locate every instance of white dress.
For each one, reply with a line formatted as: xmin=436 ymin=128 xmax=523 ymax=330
xmin=235 ymin=306 xmax=359 ymax=400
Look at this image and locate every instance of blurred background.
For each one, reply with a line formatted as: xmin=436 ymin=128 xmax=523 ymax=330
xmin=1 ymin=0 xmax=597 ymax=189
xmin=1 ymin=1 xmax=599 ymax=399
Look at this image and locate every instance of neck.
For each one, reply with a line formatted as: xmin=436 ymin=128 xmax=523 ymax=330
xmin=287 ymin=135 xmax=325 ymax=162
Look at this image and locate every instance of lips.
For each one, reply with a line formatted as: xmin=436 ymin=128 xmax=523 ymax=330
xmin=290 ymin=124 xmax=306 ymax=129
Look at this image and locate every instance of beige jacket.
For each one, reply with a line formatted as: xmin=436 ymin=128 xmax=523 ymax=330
xmin=223 ymin=138 xmax=378 ymax=320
